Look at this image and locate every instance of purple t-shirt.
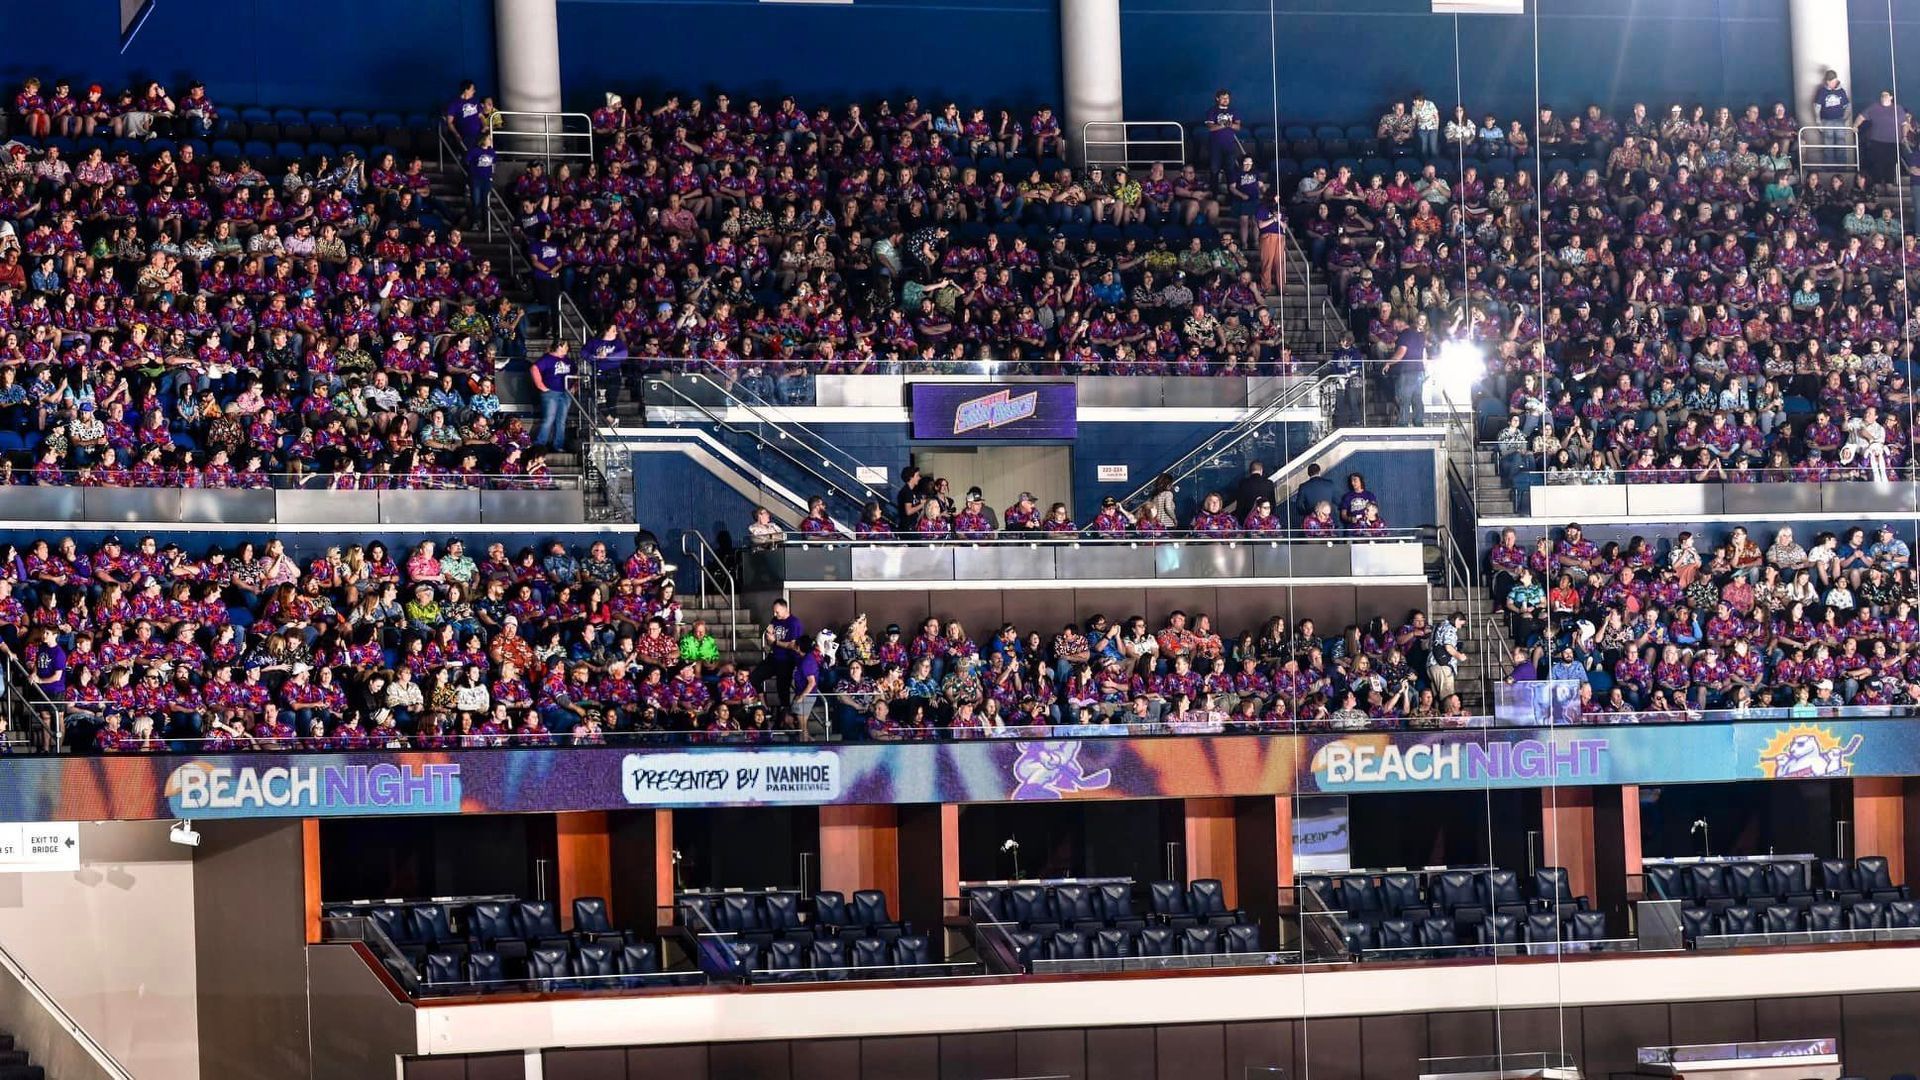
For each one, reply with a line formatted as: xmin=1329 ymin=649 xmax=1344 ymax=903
xmin=447 ymin=96 xmax=484 ymax=142
xmin=533 ymin=351 xmax=571 ymax=393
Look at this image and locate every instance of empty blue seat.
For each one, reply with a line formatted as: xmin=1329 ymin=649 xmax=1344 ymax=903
xmin=272 ymin=107 xmax=306 ymax=125
xmin=274 ymin=140 xmax=307 ymax=161
xmin=239 ymin=107 xmax=273 ymax=124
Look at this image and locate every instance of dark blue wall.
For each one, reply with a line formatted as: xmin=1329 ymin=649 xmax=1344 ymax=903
xmin=0 ymin=0 xmax=494 ymax=111
xmin=1129 ymin=0 xmax=1800 ymax=131
xmin=12 ymin=0 xmax=1913 ymax=132
xmin=556 ymin=0 xmax=1061 ymax=114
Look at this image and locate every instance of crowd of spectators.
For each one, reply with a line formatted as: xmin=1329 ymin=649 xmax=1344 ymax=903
xmin=1492 ymin=520 xmax=1920 ymax=715
xmin=7 ymin=531 xmax=701 ymax=752
xmin=501 ymin=86 xmax=1303 ymax=399
xmin=0 ymin=74 xmax=558 ymax=490
xmin=1310 ymin=85 xmax=1920 ymax=485
xmin=749 ymin=463 xmax=1397 ymax=541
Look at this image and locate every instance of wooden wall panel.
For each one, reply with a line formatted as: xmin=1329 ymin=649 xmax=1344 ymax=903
xmin=543 ymin=1047 xmax=626 ymax=1080
xmin=629 ymin=1044 xmax=710 ymax=1079
xmin=1853 ymin=778 xmax=1906 ymax=883
xmin=1840 ymin=991 xmax=1920 ymax=1080
xmin=555 ymin=811 xmax=613 ymax=929
xmin=466 ymin=1054 xmax=526 ymax=1080
xmin=861 ymin=1036 xmax=939 ymax=1080
xmin=1358 ymin=1013 xmax=1427 ymax=1080
xmin=1185 ymin=799 xmax=1240 ymax=908
xmin=1495 ymin=1007 xmax=1582 ymax=1066
xmin=1300 ymin=1016 xmax=1364 ymax=1080
xmin=1014 ymin=1028 xmax=1087 ymax=1080
xmin=1085 ymin=1026 xmax=1157 ymax=1080
xmin=1426 ymin=1008 xmax=1496 ymax=1060
xmin=710 ymin=1041 xmax=791 ymax=1080
xmin=403 ymin=1059 xmax=469 ymax=1080
xmin=1223 ymin=1020 xmax=1294 ymax=1080
xmin=1666 ymin=999 xmax=1756 ymax=1047
xmin=819 ymin=804 xmax=900 ymax=900
xmin=1156 ymin=1024 xmax=1226 ymax=1080
xmin=1755 ymin=994 xmax=1841 ymax=1044
xmin=939 ymin=1030 xmax=1017 ymax=1080
xmin=1579 ymin=1003 xmax=1669 ymax=1080
xmin=791 ymin=1039 xmax=861 ymax=1080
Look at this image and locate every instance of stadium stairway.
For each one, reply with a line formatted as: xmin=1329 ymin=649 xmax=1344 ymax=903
xmin=0 ymin=1031 xmax=46 ymax=1080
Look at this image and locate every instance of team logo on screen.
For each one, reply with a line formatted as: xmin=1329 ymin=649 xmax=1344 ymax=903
xmin=1756 ymin=726 xmax=1863 ymax=779
xmin=952 ymin=388 xmax=1039 ymax=434
xmin=1009 ymin=741 xmax=1112 ymax=799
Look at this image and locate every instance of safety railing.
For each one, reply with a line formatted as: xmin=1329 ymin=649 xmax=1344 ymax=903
xmin=1080 ymin=121 xmax=1187 ymax=168
xmin=436 ymin=124 xmax=532 ymax=267
xmin=1697 ymin=926 xmax=1920 ymax=949
xmin=0 ymin=482 xmax=585 ymax=526
xmin=0 ymin=935 xmax=135 ymax=1080
xmin=643 ymin=376 xmax=875 ymax=528
xmin=746 ymin=961 xmax=986 ymax=985
xmin=1277 ymin=216 xmax=1349 ymax=353
xmin=679 ymin=530 xmax=739 ymax=651
xmin=677 ymin=361 xmax=890 ymax=509
xmin=555 ymin=294 xmax=634 ymax=523
xmin=1118 ymin=366 xmax=1345 ymax=508
xmin=486 ymin=111 xmax=596 ymax=167
xmin=1798 ymin=124 xmax=1860 ymax=173
xmin=41 ymin=698 xmax=1920 ymax=757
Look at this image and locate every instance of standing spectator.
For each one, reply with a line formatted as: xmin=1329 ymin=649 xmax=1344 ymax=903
xmin=464 ymin=134 xmax=496 ymax=219
xmin=445 ymin=80 xmax=484 ymax=147
xmin=1411 ymin=91 xmax=1441 ymax=159
xmin=1203 ymin=89 xmax=1243 ymax=180
xmin=1229 ymin=461 xmax=1277 ymax=517
xmin=1854 ymin=89 xmax=1909 ymax=182
xmin=1815 ymin=69 xmax=1851 ymax=125
xmin=760 ymin=598 xmax=805 ymax=708
xmin=1292 ymin=463 xmax=1337 ymax=521
xmin=1427 ymin=612 xmax=1467 ymax=700
xmin=1256 ymin=195 xmax=1286 ymax=295
xmin=530 ymin=341 xmax=573 ymax=451
xmin=1387 ymin=315 xmax=1430 ymax=427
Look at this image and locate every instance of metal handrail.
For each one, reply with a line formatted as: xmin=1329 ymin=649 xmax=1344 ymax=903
xmin=675 ymin=362 xmax=887 ymax=506
xmin=1080 ymin=121 xmax=1187 ymax=168
xmin=0 ymin=935 xmax=133 ymax=1079
xmin=1118 ymin=367 xmax=1344 ymax=508
xmin=434 ymin=123 xmax=534 ymax=280
xmin=489 ymin=110 xmax=595 ymax=166
xmin=643 ymin=377 xmax=874 ymax=527
xmin=1797 ymin=124 xmax=1860 ymax=173
xmin=679 ymin=531 xmax=739 ymax=652
xmin=550 ymin=296 xmax=633 ymax=522
xmin=555 ymin=291 xmax=593 ymax=347
xmin=1277 ymin=216 xmax=1345 ymax=353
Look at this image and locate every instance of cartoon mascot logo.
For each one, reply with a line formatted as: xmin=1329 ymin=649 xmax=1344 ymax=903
xmin=1758 ymin=726 xmax=1864 ymax=779
xmin=1010 ymin=740 xmax=1113 ymax=799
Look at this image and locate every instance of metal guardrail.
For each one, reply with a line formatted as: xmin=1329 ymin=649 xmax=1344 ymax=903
xmin=1118 ymin=370 xmax=1343 ymax=509
xmin=1080 ymin=121 xmax=1187 ymax=168
xmin=0 ymin=934 xmax=134 ymax=1080
xmin=680 ymin=530 xmax=738 ymax=652
xmin=643 ymin=376 xmax=873 ymax=528
xmin=489 ymin=110 xmax=595 ymax=166
xmin=1798 ymin=124 xmax=1860 ymax=173
xmin=0 ymin=484 xmax=584 ymax=526
xmin=676 ymin=363 xmax=889 ymax=509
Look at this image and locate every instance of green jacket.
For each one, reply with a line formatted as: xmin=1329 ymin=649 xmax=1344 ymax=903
xmin=679 ymin=632 xmax=721 ymax=664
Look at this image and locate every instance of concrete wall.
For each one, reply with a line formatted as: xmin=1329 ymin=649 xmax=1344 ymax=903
xmin=0 ymin=821 xmax=199 ymax=1080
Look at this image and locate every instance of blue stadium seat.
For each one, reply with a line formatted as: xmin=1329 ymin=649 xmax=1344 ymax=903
xmin=424 ymin=951 xmax=464 ymax=985
xmin=465 ymin=951 xmax=504 ymax=985
xmin=274 ymin=141 xmax=307 ymax=162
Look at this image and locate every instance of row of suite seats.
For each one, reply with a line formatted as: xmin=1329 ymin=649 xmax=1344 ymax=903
xmin=676 ymin=889 xmax=908 ymax=946
xmin=1005 ymin=924 xmax=1267 ymax=969
xmin=1681 ymin=899 xmax=1920 ymax=944
xmin=1299 ymin=867 xmax=1588 ymax=932
xmin=725 ymin=933 xmax=944 ymax=983
xmin=1342 ymin=909 xmax=1611 ymax=958
xmin=1644 ymin=857 xmax=1907 ymax=914
xmin=964 ymin=879 xmax=1246 ymax=934
xmin=324 ymin=896 xmax=701 ymax=989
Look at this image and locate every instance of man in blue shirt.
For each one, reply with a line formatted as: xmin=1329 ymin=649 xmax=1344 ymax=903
xmin=1869 ymin=524 xmax=1911 ymax=576
xmin=1810 ymin=71 xmax=1851 ymax=169
xmin=760 ymin=599 xmax=805 ymax=709
xmin=530 ymin=341 xmax=573 ymax=450
xmin=1292 ymin=463 xmax=1338 ymax=522
xmin=463 ymin=133 xmax=496 ymax=218
xmin=1387 ymin=317 xmax=1429 ymax=427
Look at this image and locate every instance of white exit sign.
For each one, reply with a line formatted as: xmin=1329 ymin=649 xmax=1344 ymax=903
xmin=0 ymin=822 xmax=80 ymax=873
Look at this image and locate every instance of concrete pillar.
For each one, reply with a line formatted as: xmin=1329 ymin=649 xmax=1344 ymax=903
xmin=495 ymin=0 xmax=563 ymax=114
xmin=1060 ymin=0 xmax=1123 ymax=161
xmin=1790 ymin=0 xmax=1852 ymax=125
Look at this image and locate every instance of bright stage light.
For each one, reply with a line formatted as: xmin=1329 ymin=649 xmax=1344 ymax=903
xmin=1430 ymin=340 xmax=1485 ymax=404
